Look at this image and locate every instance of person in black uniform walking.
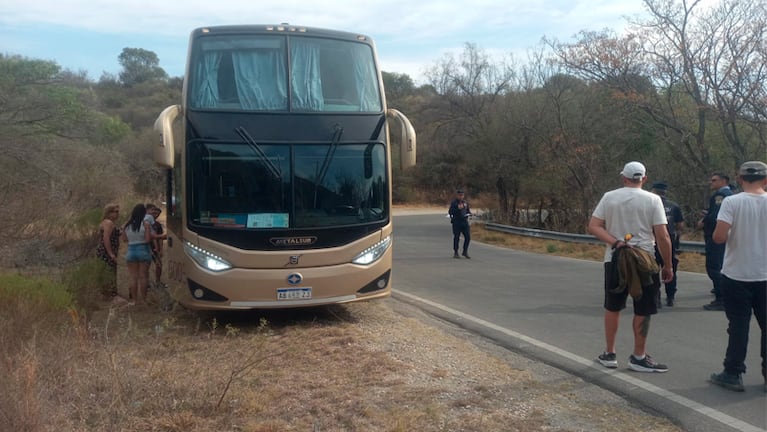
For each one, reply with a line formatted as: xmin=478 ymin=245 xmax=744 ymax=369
xmin=697 ymin=172 xmax=733 ymax=310
xmin=651 ymin=181 xmax=685 ymax=307
xmin=449 ymin=189 xmax=472 ymax=259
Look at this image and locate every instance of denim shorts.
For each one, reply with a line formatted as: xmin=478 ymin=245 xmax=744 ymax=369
xmin=126 ymin=243 xmax=152 ymax=263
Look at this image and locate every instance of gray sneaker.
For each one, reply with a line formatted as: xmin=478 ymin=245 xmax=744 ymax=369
xmin=628 ymin=354 xmax=668 ymax=373
xmin=597 ymin=352 xmax=618 ymax=368
xmin=709 ymin=371 xmax=744 ymax=392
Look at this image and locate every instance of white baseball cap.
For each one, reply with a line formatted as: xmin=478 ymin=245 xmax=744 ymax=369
xmin=620 ymin=161 xmax=646 ymax=179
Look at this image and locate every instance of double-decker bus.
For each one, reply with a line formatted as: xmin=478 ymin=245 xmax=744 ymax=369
xmin=153 ymin=24 xmax=416 ymax=309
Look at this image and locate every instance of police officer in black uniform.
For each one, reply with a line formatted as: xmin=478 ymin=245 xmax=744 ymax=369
xmin=651 ymin=181 xmax=685 ymax=307
xmin=449 ymin=189 xmax=472 ymax=259
xmin=697 ymin=172 xmax=733 ymax=310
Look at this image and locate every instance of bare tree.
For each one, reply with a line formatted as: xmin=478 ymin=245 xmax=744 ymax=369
xmin=548 ymin=0 xmax=766 ymax=174
xmin=424 ymin=44 xmax=526 ymax=219
xmin=695 ymin=0 xmax=767 ymax=162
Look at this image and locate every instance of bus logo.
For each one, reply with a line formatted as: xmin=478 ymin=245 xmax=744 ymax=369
xmin=287 ymin=273 xmax=303 ymax=285
xmin=270 ymin=236 xmax=318 ymax=247
xmin=286 ymin=255 xmax=302 ymax=266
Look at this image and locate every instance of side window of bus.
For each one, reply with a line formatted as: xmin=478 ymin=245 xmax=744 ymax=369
xmin=166 ymin=152 xmax=183 ymax=234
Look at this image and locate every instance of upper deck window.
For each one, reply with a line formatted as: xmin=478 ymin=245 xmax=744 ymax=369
xmin=189 ymin=34 xmax=382 ymax=112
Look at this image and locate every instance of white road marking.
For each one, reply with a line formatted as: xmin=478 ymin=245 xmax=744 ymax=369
xmin=394 ymin=289 xmax=764 ymax=432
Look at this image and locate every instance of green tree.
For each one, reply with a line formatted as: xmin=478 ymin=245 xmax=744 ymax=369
xmin=382 ymin=71 xmax=415 ymax=102
xmin=118 ymin=47 xmax=168 ymax=87
xmin=0 ymin=54 xmax=62 ymax=136
xmin=0 ymin=55 xmax=134 ymax=259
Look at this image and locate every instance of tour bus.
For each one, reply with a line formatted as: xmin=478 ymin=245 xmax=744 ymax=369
xmin=153 ymin=24 xmax=416 ymax=309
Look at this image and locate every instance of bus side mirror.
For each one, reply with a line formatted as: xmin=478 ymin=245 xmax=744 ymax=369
xmin=153 ymin=105 xmax=182 ymax=168
xmin=386 ymin=108 xmax=416 ymax=170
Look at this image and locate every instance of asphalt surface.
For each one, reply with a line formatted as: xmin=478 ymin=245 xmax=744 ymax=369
xmin=391 ymin=212 xmax=766 ymax=432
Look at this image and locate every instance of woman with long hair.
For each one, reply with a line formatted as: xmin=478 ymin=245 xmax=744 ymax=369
xmin=95 ymin=203 xmax=120 ymax=297
xmin=120 ymin=203 xmax=152 ymax=304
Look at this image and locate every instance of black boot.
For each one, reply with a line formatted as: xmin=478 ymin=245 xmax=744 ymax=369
xmin=703 ymin=299 xmax=724 ymax=311
xmin=666 ymin=297 xmax=674 ymax=307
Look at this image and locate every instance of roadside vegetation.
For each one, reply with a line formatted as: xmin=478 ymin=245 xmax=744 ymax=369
xmin=0 ymin=224 xmax=695 ymax=431
xmin=0 ymin=0 xmax=763 ymax=272
xmin=0 ymin=0 xmax=759 ymax=429
xmin=471 ymin=223 xmax=707 ymax=274
xmin=1 ymin=263 xmax=683 ymax=432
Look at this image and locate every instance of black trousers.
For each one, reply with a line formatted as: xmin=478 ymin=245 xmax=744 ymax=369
xmin=655 ymin=249 xmax=680 ymax=299
xmin=452 ymin=223 xmax=470 ymax=253
xmin=705 ymin=240 xmax=726 ymax=300
xmin=721 ymin=276 xmax=766 ymax=377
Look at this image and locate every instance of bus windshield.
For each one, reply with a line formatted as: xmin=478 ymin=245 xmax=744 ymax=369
xmin=188 ymin=140 xmax=387 ymax=229
xmin=188 ymin=34 xmax=382 ymax=112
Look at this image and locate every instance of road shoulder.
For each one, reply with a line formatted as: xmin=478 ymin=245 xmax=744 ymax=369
xmin=357 ymin=297 xmax=682 ymax=431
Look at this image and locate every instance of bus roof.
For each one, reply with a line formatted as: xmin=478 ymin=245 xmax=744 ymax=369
xmin=190 ymin=24 xmax=373 ymax=43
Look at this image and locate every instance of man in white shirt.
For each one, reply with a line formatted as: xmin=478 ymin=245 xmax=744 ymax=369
xmin=588 ymin=161 xmax=673 ymax=372
xmin=708 ymin=161 xmax=767 ymax=392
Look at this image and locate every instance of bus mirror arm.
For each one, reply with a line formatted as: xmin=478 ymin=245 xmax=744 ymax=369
xmin=386 ymin=109 xmax=416 ymax=169
xmin=153 ymin=105 xmax=182 ymax=168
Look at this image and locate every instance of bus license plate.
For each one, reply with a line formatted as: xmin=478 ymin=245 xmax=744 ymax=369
xmin=277 ymin=288 xmax=312 ymax=300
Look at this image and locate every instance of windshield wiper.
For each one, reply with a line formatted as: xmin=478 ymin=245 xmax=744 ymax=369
xmin=317 ymin=125 xmax=344 ymax=186
xmin=235 ymin=126 xmax=282 ymax=180
xmin=314 ymin=125 xmax=344 ymax=207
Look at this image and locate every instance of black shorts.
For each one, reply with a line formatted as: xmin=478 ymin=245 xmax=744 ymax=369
xmin=603 ymin=262 xmax=660 ymax=315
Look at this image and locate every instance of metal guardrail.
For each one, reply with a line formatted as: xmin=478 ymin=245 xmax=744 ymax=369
xmin=484 ymin=222 xmax=706 ymax=254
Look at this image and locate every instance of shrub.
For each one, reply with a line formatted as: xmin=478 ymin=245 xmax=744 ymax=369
xmin=0 ymin=272 xmax=73 ymax=356
xmin=0 ymin=272 xmax=72 ymax=310
xmin=62 ymin=258 xmax=115 ymax=315
xmin=0 ymin=272 xmax=82 ymax=432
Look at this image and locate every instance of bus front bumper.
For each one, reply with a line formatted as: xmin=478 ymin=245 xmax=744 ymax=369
xmin=176 ymin=258 xmax=392 ymax=310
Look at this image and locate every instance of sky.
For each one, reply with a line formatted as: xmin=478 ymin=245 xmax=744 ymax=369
xmin=0 ymin=0 xmax=652 ymax=85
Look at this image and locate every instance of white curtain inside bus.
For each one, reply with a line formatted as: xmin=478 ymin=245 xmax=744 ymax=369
xmin=190 ymin=35 xmax=382 ymax=112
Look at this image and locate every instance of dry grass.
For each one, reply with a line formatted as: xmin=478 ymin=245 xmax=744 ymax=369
xmin=0 ymin=294 xmax=678 ymax=432
xmin=1 ymin=214 xmax=690 ymax=431
xmin=471 ymin=223 xmax=707 ymax=274
xmin=1 ymin=290 xmax=684 ymax=432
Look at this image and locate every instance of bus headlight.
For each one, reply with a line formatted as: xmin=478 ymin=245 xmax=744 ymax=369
xmin=352 ymin=235 xmax=391 ymax=265
xmin=184 ymin=241 xmax=232 ymax=272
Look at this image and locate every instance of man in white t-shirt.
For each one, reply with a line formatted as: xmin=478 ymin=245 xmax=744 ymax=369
xmin=708 ymin=161 xmax=767 ymax=392
xmin=588 ymin=161 xmax=673 ymax=372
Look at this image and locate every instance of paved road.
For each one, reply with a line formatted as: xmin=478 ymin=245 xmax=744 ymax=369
xmin=392 ymin=213 xmax=766 ymax=432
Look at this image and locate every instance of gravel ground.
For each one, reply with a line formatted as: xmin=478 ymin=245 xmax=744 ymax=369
xmin=357 ymin=298 xmax=683 ymax=431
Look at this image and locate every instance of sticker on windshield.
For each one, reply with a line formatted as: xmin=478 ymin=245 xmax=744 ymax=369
xmin=247 ymin=213 xmax=289 ymax=228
